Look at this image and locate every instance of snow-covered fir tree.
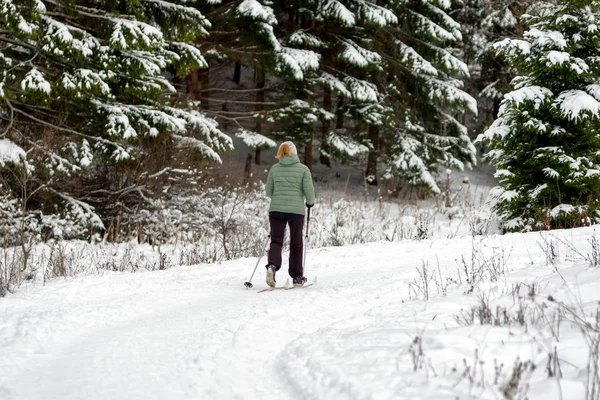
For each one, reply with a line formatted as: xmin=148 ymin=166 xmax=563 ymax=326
xmin=376 ymin=0 xmax=477 ymax=193
xmin=477 ymin=0 xmax=600 ymax=231
xmin=0 ymin=0 xmax=232 ymax=238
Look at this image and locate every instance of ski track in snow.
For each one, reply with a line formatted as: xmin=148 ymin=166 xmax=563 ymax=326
xmin=1 ymin=228 xmax=599 ymax=399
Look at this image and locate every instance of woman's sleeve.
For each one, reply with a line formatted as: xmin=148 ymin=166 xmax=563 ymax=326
xmin=266 ymin=169 xmax=274 ymax=198
xmin=302 ymin=168 xmax=315 ymax=205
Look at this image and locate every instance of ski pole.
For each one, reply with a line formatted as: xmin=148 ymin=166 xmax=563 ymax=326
xmin=303 ymin=206 xmax=311 ymax=276
xmin=244 ymin=234 xmax=270 ymax=289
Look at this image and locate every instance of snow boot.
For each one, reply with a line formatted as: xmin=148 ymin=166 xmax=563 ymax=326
xmin=266 ymin=264 xmax=277 ymax=287
xmin=293 ymin=276 xmax=307 ymax=287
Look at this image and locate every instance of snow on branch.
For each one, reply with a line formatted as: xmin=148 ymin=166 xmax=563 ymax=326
xmin=492 ymin=38 xmax=531 ymax=64
xmin=237 ymin=0 xmax=277 ymax=25
xmin=235 ymin=129 xmax=276 ymax=150
xmin=355 ymin=1 xmax=397 ymax=27
xmin=50 ymin=188 xmax=105 ymax=229
xmin=409 ymin=10 xmax=455 ymax=43
xmin=338 ymin=38 xmax=382 ymax=69
xmin=288 ymin=31 xmax=327 ymax=49
xmin=426 ymin=77 xmax=477 ymax=114
xmin=314 ymin=73 xmax=351 ymax=97
xmin=396 ymin=41 xmax=438 ymax=76
xmin=326 ymin=131 xmax=370 ymax=159
xmin=482 ymin=8 xmax=518 ymax=30
xmin=108 ymin=19 xmax=163 ymax=50
xmin=525 ymin=28 xmax=567 ymax=50
xmin=275 ymin=47 xmax=321 ymax=80
xmin=554 ymin=90 xmax=600 ymax=122
xmin=0 ymin=138 xmax=26 ymax=167
xmin=171 ymin=134 xmax=223 ymax=163
xmin=423 ymin=2 xmax=461 ymax=41
xmin=504 ymin=85 xmax=553 ymax=108
xmin=21 ymin=67 xmax=51 ymax=95
xmin=318 ymin=0 xmax=356 ymax=27
xmin=344 ymin=76 xmax=379 ymax=103
xmin=60 ymin=69 xmax=113 ymax=99
xmin=170 ymin=42 xmax=208 ymax=69
xmin=42 ymin=17 xmax=101 ymax=58
xmin=385 ymin=135 xmax=441 ymax=194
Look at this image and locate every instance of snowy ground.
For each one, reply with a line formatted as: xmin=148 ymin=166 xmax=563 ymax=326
xmin=1 ymin=227 xmax=599 ymax=400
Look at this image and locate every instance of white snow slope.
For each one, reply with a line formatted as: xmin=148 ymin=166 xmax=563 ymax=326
xmin=1 ymin=227 xmax=599 ymax=400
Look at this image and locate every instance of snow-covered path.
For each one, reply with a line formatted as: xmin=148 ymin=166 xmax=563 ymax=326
xmin=1 ymin=228 xmax=599 ymax=400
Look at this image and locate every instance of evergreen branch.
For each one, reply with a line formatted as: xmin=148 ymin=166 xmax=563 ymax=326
xmin=0 ymin=36 xmax=36 ymax=50
xmin=197 ymin=97 xmax=278 ymax=106
xmin=1 ymin=100 xmax=15 ymax=138
xmin=8 ymin=101 xmax=120 ymax=149
xmin=199 ymin=87 xmax=271 ymax=93
xmin=203 ymin=109 xmax=275 ymax=116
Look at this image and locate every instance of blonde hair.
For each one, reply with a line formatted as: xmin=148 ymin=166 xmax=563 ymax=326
xmin=276 ymin=142 xmax=292 ymax=159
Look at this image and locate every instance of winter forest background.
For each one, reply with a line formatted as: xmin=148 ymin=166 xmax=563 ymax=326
xmin=3 ymin=0 xmax=600 ymax=289
xmin=4 ymin=1 xmax=600 ymax=399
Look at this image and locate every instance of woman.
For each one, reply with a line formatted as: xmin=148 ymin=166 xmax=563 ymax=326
xmin=265 ymin=141 xmax=315 ymax=287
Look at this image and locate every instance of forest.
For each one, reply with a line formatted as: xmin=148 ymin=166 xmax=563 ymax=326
xmin=2 ymin=0 xmax=600 ymax=243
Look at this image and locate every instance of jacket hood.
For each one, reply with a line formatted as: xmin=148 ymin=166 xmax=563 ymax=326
xmin=279 ymin=154 xmax=300 ymax=166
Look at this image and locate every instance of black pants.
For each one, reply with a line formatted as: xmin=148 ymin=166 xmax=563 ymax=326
xmin=268 ymin=213 xmax=304 ymax=278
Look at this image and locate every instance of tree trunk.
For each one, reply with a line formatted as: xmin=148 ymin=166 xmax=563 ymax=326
xmin=244 ymin=152 xmax=252 ymax=184
xmin=255 ymin=67 xmax=265 ymax=165
xmin=233 ymin=61 xmax=241 ymax=84
xmin=305 ymin=133 xmax=313 ymax=171
xmin=365 ymin=124 xmax=379 ymax=186
xmin=200 ymin=66 xmax=209 ymax=110
xmin=320 ymin=49 xmax=333 ymax=168
xmin=336 ymin=95 xmax=345 ymax=129
xmin=186 ymin=68 xmax=199 ymax=100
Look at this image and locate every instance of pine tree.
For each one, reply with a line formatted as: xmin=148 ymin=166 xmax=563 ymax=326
xmin=375 ymin=0 xmax=477 ymax=193
xmin=0 ymin=0 xmax=232 ymax=235
xmin=477 ymin=0 xmax=600 ymax=231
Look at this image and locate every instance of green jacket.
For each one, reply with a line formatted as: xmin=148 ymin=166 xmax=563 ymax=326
xmin=266 ymin=155 xmax=315 ymax=215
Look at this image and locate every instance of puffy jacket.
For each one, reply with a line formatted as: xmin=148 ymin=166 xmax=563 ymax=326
xmin=265 ymin=155 xmax=315 ymax=215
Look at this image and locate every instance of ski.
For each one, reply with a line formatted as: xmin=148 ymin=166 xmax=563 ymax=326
xmin=285 ymin=283 xmax=314 ymax=290
xmin=257 ymin=279 xmax=290 ymax=293
xmin=257 ymin=286 xmax=287 ymax=293
xmin=257 ymin=277 xmax=316 ymax=293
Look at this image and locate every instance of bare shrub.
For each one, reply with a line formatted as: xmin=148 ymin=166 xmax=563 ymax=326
xmin=410 ymin=335 xmax=425 ymax=371
xmin=500 ymin=359 xmax=536 ymax=400
xmin=408 ymin=261 xmax=434 ymax=301
xmin=457 ymin=239 xmax=511 ymax=288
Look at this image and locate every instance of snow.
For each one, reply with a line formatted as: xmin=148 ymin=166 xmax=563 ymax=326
xmin=276 ymin=47 xmax=320 ymax=80
xmin=397 ymin=40 xmax=438 ymax=76
xmin=108 ymin=19 xmax=163 ymax=50
xmin=543 ymin=167 xmax=560 ymax=179
xmin=315 ymin=72 xmax=351 ymax=97
xmin=2 ymin=226 xmax=600 ymax=399
xmin=21 ymin=67 xmax=51 ymax=94
xmin=555 ymin=90 xmax=600 ymax=121
xmin=504 ymin=85 xmax=552 ymax=109
xmin=492 ymin=38 xmax=531 ymax=57
xmin=236 ymin=0 xmax=277 ymax=25
xmin=338 ymin=38 xmax=382 ymax=69
xmin=344 ymin=76 xmax=379 ymax=103
xmin=326 ymin=131 xmax=370 ymax=158
xmin=410 ymin=10 xmax=455 ymax=42
xmin=526 ymin=28 xmax=567 ymax=50
xmin=549 ymin=203 xmax=576 ymax=217
xmin=356 ymin=1 xmax=397 ymax=27
xmin=235 ymin=129 xmax=276 ymax=149
xmin=546 ymin=50 xmax=570 ymax=65
xmin=319 ymin=0 xmax=356 ymax=27
xmin=0 ymin=138 xmax=26 ymax=166
xmin=287 ymin=30 xmax=326 ymax=48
